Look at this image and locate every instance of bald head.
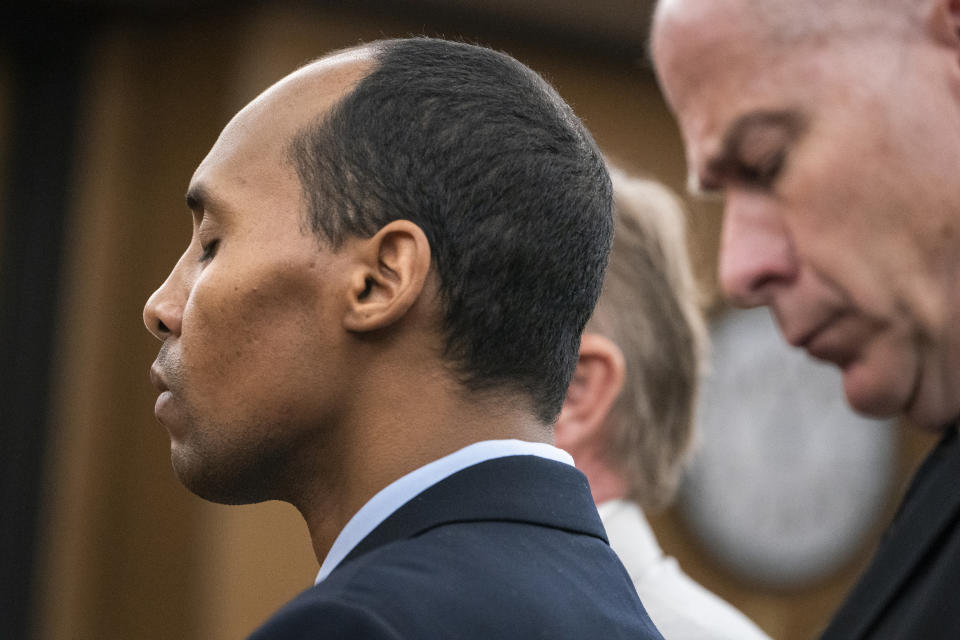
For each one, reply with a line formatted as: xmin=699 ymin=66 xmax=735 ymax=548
xmin=651 ymin=0 xmax=960 ymax=429
xmin=653 ymin=0 xmax=923 ymax=53
xmin=190 ymin=48 xmax=374 ymax=210
xmin=207 ymin=48 xmax=374 ymax=168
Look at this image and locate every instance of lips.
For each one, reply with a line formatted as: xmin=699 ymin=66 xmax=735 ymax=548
xmin=789 ymin=311 xmax=858 ymax=367
xmin=149 ymin=364 xmax=170 ymax=393
xmin=149 ymin=363 xmax=176 ymax=425
xmin=790 ymin=318 xmax=833 ymax=349
xmin=780 ymin=303 xmax=836 ymax=347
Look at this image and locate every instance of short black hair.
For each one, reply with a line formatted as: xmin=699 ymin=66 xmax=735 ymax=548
xmin=288 ymin=37 xmax=612 ymax=423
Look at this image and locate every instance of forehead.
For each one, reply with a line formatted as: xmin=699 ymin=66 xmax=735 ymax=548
xmin=654 ymin=8 xmax=807 ymax=162
xmin=190 ymin=49 xmax=374 ymax=191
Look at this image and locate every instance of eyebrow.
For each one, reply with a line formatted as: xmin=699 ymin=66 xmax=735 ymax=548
xmin=693 ymin=109 xmax=807 ymax=195
xmin=184 ymin=183 xmax=225 ymax=221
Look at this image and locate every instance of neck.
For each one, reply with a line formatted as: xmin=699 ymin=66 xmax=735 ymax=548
xmin=569 ymin=448 xmax=628 ymax=505
xmin=289 ymin=369 xmax=551 ymax=565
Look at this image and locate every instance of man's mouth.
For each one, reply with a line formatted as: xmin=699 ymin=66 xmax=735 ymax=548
xmin=149 ymin=364 xmax=170 ymax=393
xmin=784 ymin=310 xmax=857 ymax=367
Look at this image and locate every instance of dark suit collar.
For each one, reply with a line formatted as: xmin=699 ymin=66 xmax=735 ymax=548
xmin=822 ymin=425 xmax=960 ymax=639
xmin=338 ymin=455 xmax=606 ymax=572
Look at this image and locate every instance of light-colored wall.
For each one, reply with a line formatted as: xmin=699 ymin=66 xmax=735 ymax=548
xmin=28 ymin=4 xmax=938 ymax=640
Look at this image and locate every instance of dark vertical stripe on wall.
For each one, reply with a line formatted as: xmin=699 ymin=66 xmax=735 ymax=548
xmin=0 ymin=10 xmax=89 ymax=639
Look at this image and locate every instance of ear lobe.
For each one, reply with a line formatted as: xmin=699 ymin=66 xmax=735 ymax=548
xmin=342 ymin=220 xmax=431 ymax=333
xmin=554 ymin=333 xmax=626 ymax=454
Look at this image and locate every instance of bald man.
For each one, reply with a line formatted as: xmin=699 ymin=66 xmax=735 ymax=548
xmin=143 ymin=39 xmax=661 ymax=639
xmin=652 ymin=1 xmax=960 ymax=638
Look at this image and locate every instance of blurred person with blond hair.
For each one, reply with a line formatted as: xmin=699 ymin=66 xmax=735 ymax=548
xmin=556 ymin=165 xmax=769 ymax=640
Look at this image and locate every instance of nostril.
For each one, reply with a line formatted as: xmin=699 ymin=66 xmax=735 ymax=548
xmin=748 ymin=273 xmax=781 ymax=296
xmin=157 ymin=319 xmax=170 ymax=334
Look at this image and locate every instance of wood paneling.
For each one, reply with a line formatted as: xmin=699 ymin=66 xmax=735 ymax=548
xmin=36 ymin=15 xmax=246 ymax=640
xmin=0 ymin=50 xmax=9 ymax=263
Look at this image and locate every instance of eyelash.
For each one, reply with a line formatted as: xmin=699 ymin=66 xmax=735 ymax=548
xmin=199 ymin=239 xmax=219 ymax=263
xmin=738 ymin=149 xmax=786 ymax=187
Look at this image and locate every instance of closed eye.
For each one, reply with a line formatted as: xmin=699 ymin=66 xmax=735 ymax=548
xmin=701 ymin=108 xmax=806 ymax=195
xmin=199 ymin=239 xmax=220 ymax=263
xmin=735 ymin=147 xmax=786 ymax=188
xmin=698 ymin=147 xmax=786 ymax=197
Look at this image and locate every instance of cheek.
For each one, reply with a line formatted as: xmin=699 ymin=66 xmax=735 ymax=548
xmin=786 ymin=165 xmax=912 ymax=318
xmin=179 ymin=264 xmax=334 ymax=408
xmin=799 ymin=188 xmax=949 ymax=333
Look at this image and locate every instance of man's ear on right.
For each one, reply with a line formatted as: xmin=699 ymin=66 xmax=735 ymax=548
xmin=555 ymin=333 xmax=626 ymax=457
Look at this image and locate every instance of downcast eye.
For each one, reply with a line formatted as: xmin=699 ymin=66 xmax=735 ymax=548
xmin=739 ymin=148 xmax=785 ymax=187
xmin=199 ymin=239 xmax=220 ymax=263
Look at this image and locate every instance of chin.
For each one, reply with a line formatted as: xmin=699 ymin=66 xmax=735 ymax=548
xmin=902 ymin=393 xmax=960 ymax=433
xmin=841 ymin=360 xmax=911 ymax=420
xmin=844 ymin=347 xmax=960 ymax=432
xmin=170 ymin=443 xmax=278 ymax=506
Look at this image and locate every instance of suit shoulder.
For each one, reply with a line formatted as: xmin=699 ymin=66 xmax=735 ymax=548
xmin=247 ymin=594 xmax=404 ymax=640
xmin=250 ymin=522 xmax=663 ymax=639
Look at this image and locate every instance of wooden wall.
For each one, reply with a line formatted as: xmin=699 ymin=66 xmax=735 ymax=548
xmin=16 ymin=3 xmax=937 ymax=640
xmin=0 ymin=49 xmax=10 ymax=267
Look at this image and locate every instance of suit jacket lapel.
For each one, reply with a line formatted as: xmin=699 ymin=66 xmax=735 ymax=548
xmin=822 ymin=426 xmax=960 ymax=639
xmin=339 ymin=455 xmax=607 ymax=570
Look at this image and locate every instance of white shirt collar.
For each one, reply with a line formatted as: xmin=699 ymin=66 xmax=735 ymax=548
xmin=315 ymin=439 xmax=573 ymax=584
xmin=596 ymin=498 xmax=663 ymax=578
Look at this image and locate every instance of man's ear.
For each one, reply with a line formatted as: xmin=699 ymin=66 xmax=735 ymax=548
xmin=555 ymin=333 xmax=626 ymax=455
xmin=927 ymin=0 xmax=960 ymax=47
xmin=342 ymin=220 xmax=431 ymax=333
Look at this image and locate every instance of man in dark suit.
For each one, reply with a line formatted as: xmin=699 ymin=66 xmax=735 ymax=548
xmin=143 ymin=38 xmax=661 ymax=638
xmin=651 ymin=0 xmax=960 ymax=637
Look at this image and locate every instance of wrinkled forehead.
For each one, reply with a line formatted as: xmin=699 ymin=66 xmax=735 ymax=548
xmin=652 ymin=3 xmax=805 ymax=172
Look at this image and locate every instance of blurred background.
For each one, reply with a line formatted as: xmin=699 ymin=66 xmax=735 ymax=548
xmin=0 ymin=1 xmax=939 ymax=639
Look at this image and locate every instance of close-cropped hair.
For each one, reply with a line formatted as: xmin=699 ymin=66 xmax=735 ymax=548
xmin=288 ymin=37 xmax=613 ymax=423
xmin=589 ymin=165 xmax=707 ymax=512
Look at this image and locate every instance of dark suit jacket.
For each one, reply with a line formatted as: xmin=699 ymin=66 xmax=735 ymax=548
xmin=247 ymin=455 xmax=663 ymax=639
xmin=821 ymin=426 xmax=960 ymax=639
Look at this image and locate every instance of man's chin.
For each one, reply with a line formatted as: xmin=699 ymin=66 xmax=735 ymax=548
xmin=841 ymin=360 xmax=910 ymax=421
xmin=170 ymin=448 xmax=274 ymax=506
xmin=844 ymin=354 xmax=960 ymax=432
xmin=900 ymin=391 xmax=960 ymax=434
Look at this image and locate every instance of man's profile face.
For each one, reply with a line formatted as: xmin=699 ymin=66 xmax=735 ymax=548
xmin=143 ymin=51 xmax=373 ymax=503
xmin=653 ymin=2 xmax=960 ymax=429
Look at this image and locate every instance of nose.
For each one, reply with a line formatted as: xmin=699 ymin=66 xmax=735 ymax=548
xmin=143 ymin=266 xmax=186 ymax=341
xmin=718 ymin=192 xmax=798 ymax=308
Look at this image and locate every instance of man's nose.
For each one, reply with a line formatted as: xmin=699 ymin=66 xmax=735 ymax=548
xmin=143 ymin=270 xmax=185 ymax=341
xmin=717 ymin=193 xmax=798 ymax=308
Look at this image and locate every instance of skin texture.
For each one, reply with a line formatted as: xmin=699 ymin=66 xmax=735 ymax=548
xmin=652 ymin=0 xmax=960 ymax=430
xmin=143 ymin=48 xmax=547 ymax=564
xmin=145 ymin=51 xmax=374 ymax=507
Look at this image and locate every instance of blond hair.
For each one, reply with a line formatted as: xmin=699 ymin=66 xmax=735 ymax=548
xmin=588 ymin=165 xmax=707 ymax=512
